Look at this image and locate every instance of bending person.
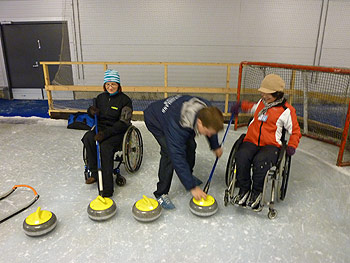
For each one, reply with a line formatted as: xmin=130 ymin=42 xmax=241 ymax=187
xmin=144 ymin=95 xmax=224 ymax=210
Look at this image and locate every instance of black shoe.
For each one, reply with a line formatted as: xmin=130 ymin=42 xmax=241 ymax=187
xmin=248 ymin=189 xmax=262 ymax=211
xmin=233 ymin=188 xmax=250 ymax=206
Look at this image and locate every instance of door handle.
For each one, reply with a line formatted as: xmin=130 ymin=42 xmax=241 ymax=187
xmin=33 ymin=61 xmax=39 ymax=68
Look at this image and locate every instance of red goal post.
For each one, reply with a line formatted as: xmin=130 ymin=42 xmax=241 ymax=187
xmin=235 ymin=61 xmax=350 ymax=166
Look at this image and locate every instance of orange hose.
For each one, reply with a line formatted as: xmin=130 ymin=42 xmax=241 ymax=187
xmin=13 ymin=185 xmax=38 ymax=196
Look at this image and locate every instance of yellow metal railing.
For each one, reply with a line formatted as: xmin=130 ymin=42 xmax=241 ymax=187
xmin=41 ymin=61 xmax=239 ymax=117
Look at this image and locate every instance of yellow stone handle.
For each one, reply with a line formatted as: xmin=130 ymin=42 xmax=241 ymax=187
xmin=142 ymin=195 xmax=152 ymax=206
xmin=34 ymin=207 xmax=43 ymax=220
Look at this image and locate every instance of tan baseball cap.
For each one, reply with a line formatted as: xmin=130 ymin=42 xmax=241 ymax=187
xmin=258 ymin=74 xmax=285 ymax=93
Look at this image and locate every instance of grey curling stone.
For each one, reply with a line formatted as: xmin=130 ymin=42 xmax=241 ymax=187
xmin=189 ymin=194 xmax=218 ymax=217
xmin=132 ymin=195 xmax=162 ymax=222
xmin=23 ymin=207 xmax=57 ymax=237
xmin=87 ymin=195 xmax=117 ymax=221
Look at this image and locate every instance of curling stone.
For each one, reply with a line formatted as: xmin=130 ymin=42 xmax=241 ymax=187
xmin=132 ymin=195 xmax=162 ymax=222
xmin=189 ymin=194 xmax=218 ymax=217
xmin=23 ymin=207 xmax=57 ymax=237
xmin=87 ymin=195 xmax=117 ymax=221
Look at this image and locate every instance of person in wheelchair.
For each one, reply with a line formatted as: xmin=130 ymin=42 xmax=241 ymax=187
xmin=144 ymin=95 xmax=224 ymax=209
xmin=231 ymin=74 xmax=301 ymax=211
xmin=82 ymin=69 xmax=133 ymax=197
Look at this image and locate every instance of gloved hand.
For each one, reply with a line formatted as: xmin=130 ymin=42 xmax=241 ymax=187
xmin=286 ymin=146 xmax=296 ymax=156
xmin=89 ymin=106 xmax=100 ymax=116
xmin=230 ymin=101 xmax=241 ymax=116
xmin=94 ymin=131 xmax=104 ymax=142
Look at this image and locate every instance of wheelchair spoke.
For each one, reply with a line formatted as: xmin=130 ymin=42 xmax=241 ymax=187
xmin=123 ymin=126 xmax=143 ymax=173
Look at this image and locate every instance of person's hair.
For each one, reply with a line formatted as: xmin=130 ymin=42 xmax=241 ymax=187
xmin=271 ymin=91 xmax=284 ymax=100
xmin=103 ymin=82 xmax=122 ymax=92
xmin=197 ymin=106 xmax=224 ymax=132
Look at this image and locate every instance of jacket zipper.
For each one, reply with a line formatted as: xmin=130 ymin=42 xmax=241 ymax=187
xmin=258 ymin=121 xmax=263 ymax=146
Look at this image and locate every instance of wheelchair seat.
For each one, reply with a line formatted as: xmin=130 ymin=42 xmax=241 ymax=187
xmin=224 ymin=133 xmax=292 ymax=219
xmin=83 ymin=125 xmax=143 ymax=186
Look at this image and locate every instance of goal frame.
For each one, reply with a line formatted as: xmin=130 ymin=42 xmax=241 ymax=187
xmin=236 ymin=61 xmax=350 ymax=167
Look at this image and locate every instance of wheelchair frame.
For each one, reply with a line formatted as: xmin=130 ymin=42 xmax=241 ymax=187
xmin=83 ymin=125 xmax=143 ymax=186
xmin=224 ymin=133 xmax=291 ymax=219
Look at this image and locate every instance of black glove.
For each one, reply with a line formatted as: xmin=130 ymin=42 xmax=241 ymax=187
xmin=94 ymin=131 xmax=104 ymax=142
xmin=286 ymin=146 xmax=296 ymax=156
xmin=89 ymin=106 xmax=100 ymax=116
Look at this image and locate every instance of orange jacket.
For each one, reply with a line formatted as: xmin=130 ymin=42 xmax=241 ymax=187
xmin=243 ymin=99 xmax=301 ymax=148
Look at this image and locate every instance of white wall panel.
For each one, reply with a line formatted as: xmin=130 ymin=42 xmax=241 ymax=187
xmin=238 ymin=0 xmax=322 ymax=47
xmin=0 ymin=0 xmax=70 ymax=19
xmin=77 ymin=0 xmax=323 ymax=87
xmin=0 ymin=0 xmax=349 ymax=93
xmin=320 ymin=0 xmax=350 ymax=67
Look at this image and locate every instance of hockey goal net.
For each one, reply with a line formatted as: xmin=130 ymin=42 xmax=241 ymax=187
xmin=236 ymin=61 xmax=350 ymax=166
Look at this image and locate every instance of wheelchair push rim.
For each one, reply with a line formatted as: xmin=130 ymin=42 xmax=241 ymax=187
xmin=225 ymin=133 xmax=245 ymax=187
xmin=123 ymin=125 xmax=143 ymax=173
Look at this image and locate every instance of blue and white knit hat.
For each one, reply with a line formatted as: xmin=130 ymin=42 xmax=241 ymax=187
xmin=104 ymin=69 xmax=120 ymax=84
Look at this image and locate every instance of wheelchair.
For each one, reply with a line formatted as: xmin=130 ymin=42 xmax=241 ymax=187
xmin=83 ymin=125 xmax=143 ymax=186
xmin=223 ymin=132 xmax=291 ymax=219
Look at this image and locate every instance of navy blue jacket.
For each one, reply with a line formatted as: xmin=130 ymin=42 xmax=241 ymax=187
xmin=144 ymin=95 xmax=220 ymax=190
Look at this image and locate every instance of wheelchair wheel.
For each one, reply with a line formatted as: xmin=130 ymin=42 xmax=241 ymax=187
xmin=225 ymin=134 xmax=245 ymax=187
xmin=268 ymin=208 xmax=277 ymax=219
xmin=276 ymin=148 xmax=286 ymax=203
xmin=83 ymin=145 xmax=88 ymax=166
xmin=116 ymin=175 xmax=126 ymax=186
xmin=123 ymin=125 xmax=143 ymax=173
xmin=225 ymin=146 xmax=237 ymax=187
xmin=280 ymin=155 xmax=291 ymax=200
xmin=83 ymin=145 xmax=90 ymax=180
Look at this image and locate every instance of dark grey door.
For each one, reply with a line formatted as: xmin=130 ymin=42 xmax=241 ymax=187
xmin=0 ymin=21 xmax=73 ymax=99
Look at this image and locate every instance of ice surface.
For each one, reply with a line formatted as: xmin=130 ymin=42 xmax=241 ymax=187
xmin=0 ymin=116 xmax=349 ymax=263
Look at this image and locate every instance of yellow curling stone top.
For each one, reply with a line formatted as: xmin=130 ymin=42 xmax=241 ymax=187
xmin=192 ymin=194 xmax=216 ymax=207
xmin=135 ymin=195 xmax=159 ymax=212
xmin=25 ymin=207 xmax=52 ymax=225
xmin=89 ymin=195 xmax=114 ymax=210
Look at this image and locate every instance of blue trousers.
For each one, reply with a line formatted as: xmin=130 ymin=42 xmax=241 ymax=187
xmin=152 ymin=135 xmax=196 ymax=198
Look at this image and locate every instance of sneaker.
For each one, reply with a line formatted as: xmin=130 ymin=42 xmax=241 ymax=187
xmin=157 ymin=194 xmax=175 ymax=210
xmin=248 ymin=190 xmax=262 ymax=211
xmin=233 ymin=188 xmax=250 ymax=206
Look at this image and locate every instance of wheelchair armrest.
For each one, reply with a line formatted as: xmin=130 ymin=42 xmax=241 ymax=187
xmin=233 ymin=133 xmax=246 ymax=149
xmin=275 ymin=140 xmax=288 ymax=167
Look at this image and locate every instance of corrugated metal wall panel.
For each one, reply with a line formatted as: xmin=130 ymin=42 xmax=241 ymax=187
xmin=0 ymin=0 xmax=68 ymax=19
xmin=321 ymin=0 xmax=350 ymax=67
xmin=0 ymin=0 xmax=349 ymax=92
xmin=77 ymin=0 xmax=323 ymax=87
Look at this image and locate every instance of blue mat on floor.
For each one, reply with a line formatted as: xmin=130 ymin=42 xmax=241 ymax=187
xmin=0 ymin=99 xmax=343 ymax=129
xmin=0 ymin=98 xmax=228 ymax=119
xmin=0 ymin=99 xmax=50 ymax=118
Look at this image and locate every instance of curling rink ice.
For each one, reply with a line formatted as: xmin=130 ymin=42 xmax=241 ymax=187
xmin=0 ymin=116 xmax=350 ymax=263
